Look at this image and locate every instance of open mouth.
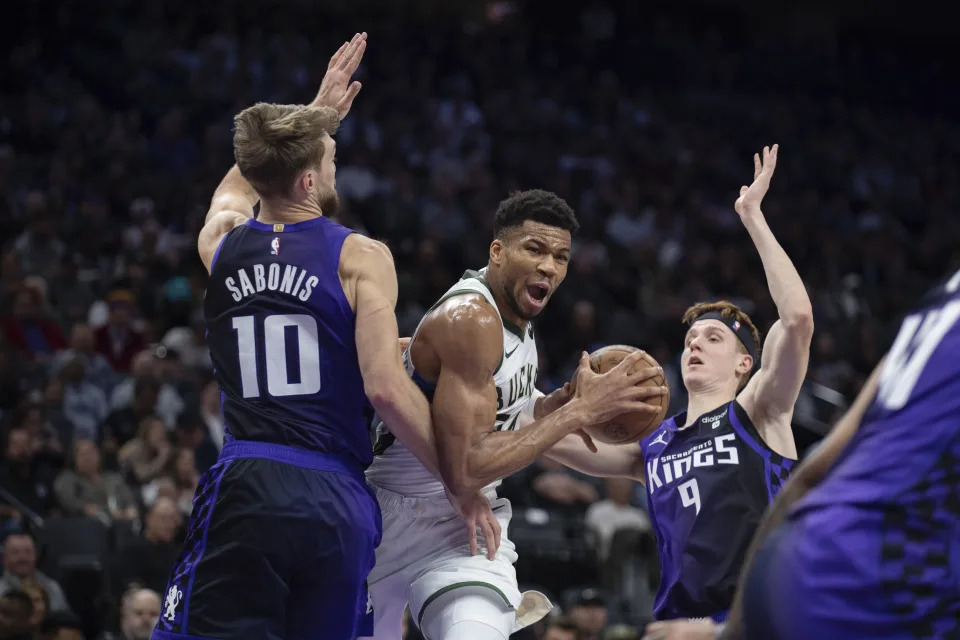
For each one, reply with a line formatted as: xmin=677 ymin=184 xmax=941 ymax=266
xmin=526 ymin=283 xmax=549 ymax=302
xmin=689 ymin=355 xmax=704 ymax=366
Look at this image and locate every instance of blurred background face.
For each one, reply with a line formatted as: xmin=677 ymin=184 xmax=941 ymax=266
xmin=0 ymin=594 xmax=32 ymax=637
xmin=145 ymin=497 xmax=181 ymax=543
xmin=570 ymin=602 xmax=607 ymax=637
xmin=73 ymin=439 xmax=101 ymax=476
xmin=121 ymin=590 xmax=161 ymax=640
xmin=2 ymin=535 xmax=37 ymax=577
xmin=5 ymin=429 xmax=31 ymax=463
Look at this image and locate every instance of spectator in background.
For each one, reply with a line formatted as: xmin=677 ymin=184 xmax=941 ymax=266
xmin=18 ymin=579 xmax=49 ymax=634
xmin=0 ymin=285 xmax=67 ymax=363
xmin=543 ymin=616 xmax=580 ymax=640
xmin=49 ymin=324 xmax=116 ymax=396
xmin=37 ymin=610 xmax=84 ymax=640
xmin=172 ymin=412 xmax=217 ymax=474
xmin=117 ymin=416 xmax=172 ymax=486
xmin=109 ymin=351 xmax=184 ymax=430
xmin=102 ymin=378 xmax=161 ymax=463
xmin=568 ymin=588 xmax=609 ymax=640
xmin=94 ymin=291 xmax=147 ymax=374
xmin=585 ymin=478 xmax=652 ymax=563
xmin=57 ymin=356 xmax=109 ymax=442
xmin=0 ymin=589 xmax=33 ymax=640
xmin=113 ymin=497 xmax=182 ymax=597
xmin=113 ymin=588 xmax=160 ymax=640
xmin=0 ymin=533 xmax=70 ymax=613
xmin=53 ymin=439 xmax=137 ymax=522
xmin=0 ymin=428 xmax=55 ymax=520
xmin=166 ymin=448 xmax=200 ymax=515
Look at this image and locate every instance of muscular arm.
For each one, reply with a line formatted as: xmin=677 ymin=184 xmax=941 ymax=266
xmin=544 ymin=435 xmax=645 ymax=483
xmin=196 ymin=164 xmax=261 ymax=272
xmin=429 ymin=299 xmax=593 ymax=498
xmin=737 ymin=213 xmax=814 ymax=455
xmin=346 ymin=236 xmax=440 ymax=476
xmin=723 ymin=358 xmax=884 ymax=639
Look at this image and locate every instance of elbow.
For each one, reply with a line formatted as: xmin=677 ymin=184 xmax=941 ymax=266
xmin=782 ymin=305 xmax=814 ymax=339
xmin=364 ymin=375 xmax=402 ymax=415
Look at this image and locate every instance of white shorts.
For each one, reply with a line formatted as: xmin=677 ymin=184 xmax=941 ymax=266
xmin=362 ymin=484 xmax=523 ymax=640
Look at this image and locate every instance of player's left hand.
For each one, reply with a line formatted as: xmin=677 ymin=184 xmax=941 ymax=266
xmin=311 ymin=32 xmax=367 ymax=120
xmin=642 ymin=619 xmax=717 ymax=640
xmin=445 ymin=488 xmax=502 ymax=560
xmin=734 ymin=144 xmax=778 ymax=219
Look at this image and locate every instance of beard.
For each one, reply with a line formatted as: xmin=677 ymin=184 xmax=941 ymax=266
xmin=315 ymin=185 xmax=340 ymax=217
xmin=501 ymin=281 xmax=536 ymax=321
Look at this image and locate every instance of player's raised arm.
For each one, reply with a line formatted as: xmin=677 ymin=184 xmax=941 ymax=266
xmin=735 ymin=146 xmax=814 ymax=437
xmin=429 ymin=297 xmax=665 ymax=499
xmin=198 ymin=33 xmax=368 ymax=272
xmin=722 ymin=357 xmax=884 ymax=640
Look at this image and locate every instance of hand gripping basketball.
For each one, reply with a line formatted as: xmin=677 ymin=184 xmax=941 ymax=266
xmin=571 ymin=346 xmax=670 ymax=443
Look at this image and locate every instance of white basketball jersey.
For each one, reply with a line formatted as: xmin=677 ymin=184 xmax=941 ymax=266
xmin=365 ymin=268 xmax=539 ymax=498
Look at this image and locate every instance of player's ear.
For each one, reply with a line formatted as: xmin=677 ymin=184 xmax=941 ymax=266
xmin=736 ymin=353 xmax=753 ymax=375
xmin=489 ymin=238 xmax=505 ymax=266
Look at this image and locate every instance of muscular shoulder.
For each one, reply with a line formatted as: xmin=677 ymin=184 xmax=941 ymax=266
xmin=339 ymin=234 xmax=394 ymax=310
xmin=197 ymin=210 xmax=248 ymax=272
xmin=340 ymin=234 xmax=392 ymax=278
xmin=420 ymin=294 xmax=503 ymax=372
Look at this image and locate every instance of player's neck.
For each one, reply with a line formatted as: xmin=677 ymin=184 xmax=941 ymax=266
xmin=484 ymin=268 xmax=529 ymax=332
xmin=684 ymin=388 xmax=736 ymax=428
xmin=257 ymin=198 xmax=324 ymax=225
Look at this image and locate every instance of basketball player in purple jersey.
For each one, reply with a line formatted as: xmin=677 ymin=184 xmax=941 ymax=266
xmin=708 ymin=267 xmax=960 ymax=639
xmin=540 ymin=146 xmax=814 ymax=629
xmin=153 ymin=34 xmax=497 ymax=640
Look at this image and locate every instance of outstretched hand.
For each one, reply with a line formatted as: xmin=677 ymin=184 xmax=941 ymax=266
xmin=734 ymin=144 xmax=778 ymax=219
xmin=312 ymin=32 xmax=367 ymax=120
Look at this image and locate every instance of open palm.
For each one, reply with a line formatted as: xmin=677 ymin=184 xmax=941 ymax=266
xmin=734 ymin=144 xmax=778 ymax=218
xmin=312 ymin=32 xmax=367 ymax=120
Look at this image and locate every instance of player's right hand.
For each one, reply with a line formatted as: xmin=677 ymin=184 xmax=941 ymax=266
xmin=445 ymin=488 xmax=502 ymax=561
xmin=572 ymin=350 xmax=667 ymax=425
xmin=311 ymin=32 xmax=367 ymax=120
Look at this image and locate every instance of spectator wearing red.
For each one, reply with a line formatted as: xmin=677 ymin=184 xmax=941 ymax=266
xmin=93 ymin=290 xmax=146 ymax=373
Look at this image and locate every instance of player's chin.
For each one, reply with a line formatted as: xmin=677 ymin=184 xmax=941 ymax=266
xmin=519 ymin=288 xmax=549 ymax=318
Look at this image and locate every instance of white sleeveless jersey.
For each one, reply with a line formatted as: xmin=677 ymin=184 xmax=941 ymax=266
xmin=365 ymin=268 xmax=539 ymax=498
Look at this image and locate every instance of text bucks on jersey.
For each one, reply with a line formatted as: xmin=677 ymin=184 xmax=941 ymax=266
xmin=366 ymin=269 xmax=539 ymax=498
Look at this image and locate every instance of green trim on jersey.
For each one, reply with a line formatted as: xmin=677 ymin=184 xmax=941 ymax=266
xmin=463 ymin=269 xmax=527 ymax=340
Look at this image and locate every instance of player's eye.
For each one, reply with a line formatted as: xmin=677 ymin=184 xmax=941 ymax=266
xmin=527 ymin=246 xmax=541 ymax=256
xmin=556 ymin=254 xmax=570 ymax=263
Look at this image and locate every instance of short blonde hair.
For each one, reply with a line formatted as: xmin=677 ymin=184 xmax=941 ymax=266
xmin=682 ymin=300 xmax=761 ymax=390
xmin=233 ymin=103 xmax=339 ymax=199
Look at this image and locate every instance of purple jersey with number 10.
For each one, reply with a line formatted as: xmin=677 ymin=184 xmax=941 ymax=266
xmin=762 ymin=269 xmax=960 ymax=639
xmin=205 ymin=216 xmax=371 ymax=466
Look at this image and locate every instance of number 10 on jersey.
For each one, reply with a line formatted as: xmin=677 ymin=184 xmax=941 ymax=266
xmin=232 ymin=314 xmax=322 ymax=398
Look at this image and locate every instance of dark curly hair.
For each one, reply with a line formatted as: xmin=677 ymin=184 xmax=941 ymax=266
xmin=493 ymin=189 xmax=580 ymax=238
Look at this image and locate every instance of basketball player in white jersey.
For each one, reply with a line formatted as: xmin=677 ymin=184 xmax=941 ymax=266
xmin=362 ymin=189 xmax=668 ymax=640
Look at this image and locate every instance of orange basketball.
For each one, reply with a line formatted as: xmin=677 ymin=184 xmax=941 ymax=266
xmin=572 ymin=345 xmax=670 ymax=444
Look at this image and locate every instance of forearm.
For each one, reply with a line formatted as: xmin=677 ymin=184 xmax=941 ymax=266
xmin=370 ymin=380 xmax=441 ymax=478
xmin=545 ymin=435 xmax=641 ymax=480
xmin=205 ymin=165 xmax=259 ymax=224
xmin=741 ymin=214 xmax=812 ymax=321
xmin=447 ymin=400 xmax=588 ymax=496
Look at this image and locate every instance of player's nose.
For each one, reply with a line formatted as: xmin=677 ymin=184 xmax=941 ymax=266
xmin=537 ymin=256 xmax=558 ymax=278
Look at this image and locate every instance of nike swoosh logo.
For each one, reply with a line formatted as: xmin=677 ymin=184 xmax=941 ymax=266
xmin=505 ymin=345 xmax=519 ymax=358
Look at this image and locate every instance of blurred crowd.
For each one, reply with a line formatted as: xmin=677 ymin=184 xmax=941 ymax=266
xmin=1 ymin=0 xmax=957 ymax=638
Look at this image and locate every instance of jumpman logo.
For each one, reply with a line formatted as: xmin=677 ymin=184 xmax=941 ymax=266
xmin=164 ymin=585 xmax=183 ymax=621
xmin=650 ymin=430 xmax=669 ymax=448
